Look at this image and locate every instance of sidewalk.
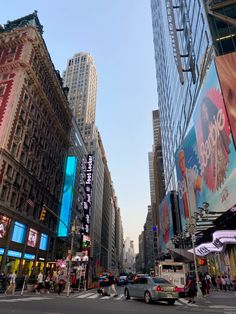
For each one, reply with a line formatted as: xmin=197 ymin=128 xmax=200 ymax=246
xmin=195 ymin=290 xmax=236 ymax=307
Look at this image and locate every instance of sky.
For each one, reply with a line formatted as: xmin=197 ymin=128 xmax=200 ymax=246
xmin=1 ymin=0 xmax=158 ymax=252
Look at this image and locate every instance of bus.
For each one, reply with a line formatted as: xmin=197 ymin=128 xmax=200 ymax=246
xmin=155 ymin=261 xmax=187 ymax=293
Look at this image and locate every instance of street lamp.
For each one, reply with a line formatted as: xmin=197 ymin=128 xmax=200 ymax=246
xmin=188 ymin=218 xmax=202 ymax=298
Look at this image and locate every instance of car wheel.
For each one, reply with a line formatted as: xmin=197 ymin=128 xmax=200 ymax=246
xmin=124 ymin=288 xmax=130 ymax=300
xmin=168 ymin=300 xmax=175 ymax=305
xmin=144 ymin=291 xmax=152 ymax=304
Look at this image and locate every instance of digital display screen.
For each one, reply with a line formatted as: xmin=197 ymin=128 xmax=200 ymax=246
xmin=0 ymin=248 xmax=4 ymax=255
xmin=0 ymin=214 xmax=11 ymax=239
xmin=39 ymin=233 xmax=48 ymax=251
xmin=11 ymin=221 xmax=26 ymax=244
xmin=7 ymin=250 xmax=22 ymax=258
xmin=27 ymin=228 xmax=38 ymax=247
xmin=24 ymin=253 xmax=35 ymax=260
xmin=58 ymin=156 xmax=77 ymax=237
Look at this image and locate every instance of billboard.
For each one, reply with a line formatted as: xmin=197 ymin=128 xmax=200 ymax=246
xmin=27 ymin=228 xmax=38 ymax=247
xmin=0 ymin=214 xmax=11 ymax=239
xmin=175 ymin=128 xmax=202 ymax=229
xmin=58 ymin=156 xmax=77 ymax=237
xmin=215 ymin=52 xmax=236 ymax=148
xmin=159 ymin=192 xmax=174 ymax=253
xmin=193 ymin=60 xmax=236 ymax=213
xmin=175 ymin=59 xmax=236 ymax=232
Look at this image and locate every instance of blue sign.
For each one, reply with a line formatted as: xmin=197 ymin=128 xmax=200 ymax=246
xmin=0 ymin=248 xmax=4 ymax=255
xmin=24 ymin=253 xmax=35 ymax=260
xmin=39 ymin=233 xmax=48 ymax=251
xmin=11 ymin=221 xmax=26 ymax=244
xmin=58 ymin=156 xmax=77 ymax=237
xmin=7 ymin=250 xmax=22 ymax=258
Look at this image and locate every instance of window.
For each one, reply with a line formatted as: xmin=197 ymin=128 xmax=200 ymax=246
xmin=0 ymin=185 xmax=8 ymax=201
xmin=11 ymin=221 xmax=26 ymax=244
xmin=6 ymin=165 xmax=13 ymax=178
xmin=140 ymin=278 xmax=148 ymax=284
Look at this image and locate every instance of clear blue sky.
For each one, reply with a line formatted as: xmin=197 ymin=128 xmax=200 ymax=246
xmin=1 ymin=1 xmax=158 ymax=252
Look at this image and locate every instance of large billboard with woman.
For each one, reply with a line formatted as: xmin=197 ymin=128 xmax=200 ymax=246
xmin=175 ymin=59 xmax=236 ymax=232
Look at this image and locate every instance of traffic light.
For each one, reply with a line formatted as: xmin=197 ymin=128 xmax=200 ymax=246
xmin=197 ymin=258 xmax=206 ymax=266
xmin=39 ymin=207 xmax=47 ymax=222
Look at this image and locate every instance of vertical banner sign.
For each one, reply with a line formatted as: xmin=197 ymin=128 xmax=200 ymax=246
xmin=81 ymin=154 xmax=94 ymax=237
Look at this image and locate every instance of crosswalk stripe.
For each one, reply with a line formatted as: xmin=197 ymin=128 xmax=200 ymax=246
xmin=114 ymin=295 xmax=123 ymax=300
xmin=100 ymin=295 xmax=112 ymax=300
xmin=88 ymin=294 xmax=99 ymax=299
xmin=77 ymin=293 xmax=95 ymax=298
xmin=175 ymin=301 xmax=183 ymax=306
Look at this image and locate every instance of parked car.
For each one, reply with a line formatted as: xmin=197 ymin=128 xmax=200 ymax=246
xmin=116 ymin=276 xmax=128 ymax=286
xmin=124 ymin=276 xmax=179 ymax=305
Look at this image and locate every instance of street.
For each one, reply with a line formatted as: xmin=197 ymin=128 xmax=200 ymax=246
xmin=0 ymin=287 xmax=235 ymax=314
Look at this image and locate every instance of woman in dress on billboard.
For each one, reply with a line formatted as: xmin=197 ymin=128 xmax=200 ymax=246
xmin=197 ymin=89 xmax=230 ymax=192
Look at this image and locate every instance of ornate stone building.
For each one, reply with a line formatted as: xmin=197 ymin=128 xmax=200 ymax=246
xmin=0 ymin=13 xmax=71 ymax=275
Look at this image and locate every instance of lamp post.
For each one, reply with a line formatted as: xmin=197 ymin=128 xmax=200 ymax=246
xmin=188 ymin=219 xmax=202 ymax=298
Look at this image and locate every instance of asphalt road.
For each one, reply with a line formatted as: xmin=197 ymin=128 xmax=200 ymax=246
xmin=0 ymin=287 xmax=235 ymax=314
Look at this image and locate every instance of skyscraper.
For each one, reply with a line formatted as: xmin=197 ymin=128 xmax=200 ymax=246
xmin=63 ymin=52 xmax=98 ymax=143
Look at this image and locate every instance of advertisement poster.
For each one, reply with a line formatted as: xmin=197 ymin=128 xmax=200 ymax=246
xmin=193 ymin=60 xmax=236 ymax=214
xmin=0 ymin=214 xmax=11 ymax=239
xmin=175 ymin=128 xmax=202 ymax=231
xmin=27 ymin=228 xmax=38 ymax=247
xmin=215 ymin=52 xmax=236 ymax=148
xmin=159 ymin=192 xmax=174 ymax=253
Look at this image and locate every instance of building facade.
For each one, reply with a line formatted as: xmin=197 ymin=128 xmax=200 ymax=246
xmin=63 ymin=52 xmax=98 ymax=144
xmin=0 ymin=13 xmax=71 ymax=275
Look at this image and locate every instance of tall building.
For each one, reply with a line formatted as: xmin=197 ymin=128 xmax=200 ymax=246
xmin=151 ymin=0 xmax=213 ymax=191
xmin=63 ymin=52 xmax=98 ymax=144
xmin=0 ymin=12 xmax=71 ymax=274
xmin=123 ymin=237 xmax=135 ymax=273
xmin=143 ymin=206 xmax=155 ymax=272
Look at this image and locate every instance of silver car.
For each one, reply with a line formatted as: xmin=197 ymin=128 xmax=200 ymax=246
xmin=124 ymin=276 xmax=179 ymax=305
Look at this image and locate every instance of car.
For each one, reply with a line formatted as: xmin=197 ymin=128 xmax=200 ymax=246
xmin=124 ymin=276 xmax=179 ymax=305
xmin=116 ymin=275 xmax=128 ymax=286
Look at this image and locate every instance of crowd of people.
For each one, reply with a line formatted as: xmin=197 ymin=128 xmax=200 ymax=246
xmin=185 ymin=272 xmax=236 ymax=303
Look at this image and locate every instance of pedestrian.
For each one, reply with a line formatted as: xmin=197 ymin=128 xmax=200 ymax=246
xmin=225 ymin=276 xmax=231 ymax=291
xmin=185 ymin=274 xmax=197 ymax=304
xmin=44 ymin=271 xmax=51 ymax=294
xmin=5 ymin=271 xmax=17 ymax=295
xmin=108 ymin=272 xmax=118 ymax=297
xmin=216 ymin=275 xmax=222 ymax=290
xmin=211 ymin=275 xmax=217 ymax=291
xmin=205 ymin=273 xmax=211 ymax=294
xmin=57 ymin=270 xmax=65 ymax=295
xmin=221 ymin=276 xmax=226 ymax=291
xmin=36 ymin=271 xmax=44 ymax=294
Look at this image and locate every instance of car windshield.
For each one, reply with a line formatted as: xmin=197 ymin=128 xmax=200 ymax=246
xmin=151 ymin=277 xmax=170 ymax=284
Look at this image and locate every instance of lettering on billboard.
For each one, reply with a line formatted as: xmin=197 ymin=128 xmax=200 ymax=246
xmin=81 ymin=154 xmax=94 ymax=236
xmin=188 ymin=230 xmax=236 ymax=256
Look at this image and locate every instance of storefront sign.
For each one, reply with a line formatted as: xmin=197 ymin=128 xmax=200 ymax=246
xmin=188 ymin=230 xmax=236 ymax=256
xmin=24 ymin=253 xmax=35 ymax=260
xmin=7 ymin=250 xmax=22 ymax=258
xmin=81 ymin=154 xmax=94 ymax=236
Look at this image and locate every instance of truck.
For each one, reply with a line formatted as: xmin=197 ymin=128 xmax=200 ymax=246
xmin=155 ymin=261 xmax=187 ymax=294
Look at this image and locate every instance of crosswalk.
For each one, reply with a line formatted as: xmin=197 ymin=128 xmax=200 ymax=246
xmin=74 ymin=292 xmax=197 ymax=306
xmin=0 ymin=296 xmax=53 ymax=303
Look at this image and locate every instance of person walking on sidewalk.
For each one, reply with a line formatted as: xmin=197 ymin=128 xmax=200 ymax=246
xmin=216 ymin=275 xmax=222 ymax=290
xmin=185 ymin=275 xmax=197 ymax=304
xmin=221 ymin=276 xmax=226 ymax=291
xmin=36 ymin=271 xmax=44 ymax=294
xmin=44 ymin=271 xmax=51 ymax=294
xmin=5 ymin=271 xmax=17 ymax=295
xmin=225 ymin=276 xmax=231 ymax=291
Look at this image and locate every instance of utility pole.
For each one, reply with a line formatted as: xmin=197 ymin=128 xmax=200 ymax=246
xmin=67 ymin=219 xmax=76 ymax=297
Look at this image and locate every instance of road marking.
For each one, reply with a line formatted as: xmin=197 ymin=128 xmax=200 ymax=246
xmin=175 ymin=301 xmax=183 ymax=306
xmin=100 ymin=295 xmax=112 ymax=300
xmin=88 ymin=294 xmax=99 ymax=299
xmin=209 ymin=305 xmax=236 ymax=309
xmin=114 ymin=295 xmax=123 ymax=300
xmin=0 ymin=297 xmax=52 ymax=303
xmin=77 ymin=293 xmax=95 ymax=298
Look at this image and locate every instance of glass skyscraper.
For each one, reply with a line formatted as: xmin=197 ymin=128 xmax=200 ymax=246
xmin=151 ymin=0 xmax=236 ymax=191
